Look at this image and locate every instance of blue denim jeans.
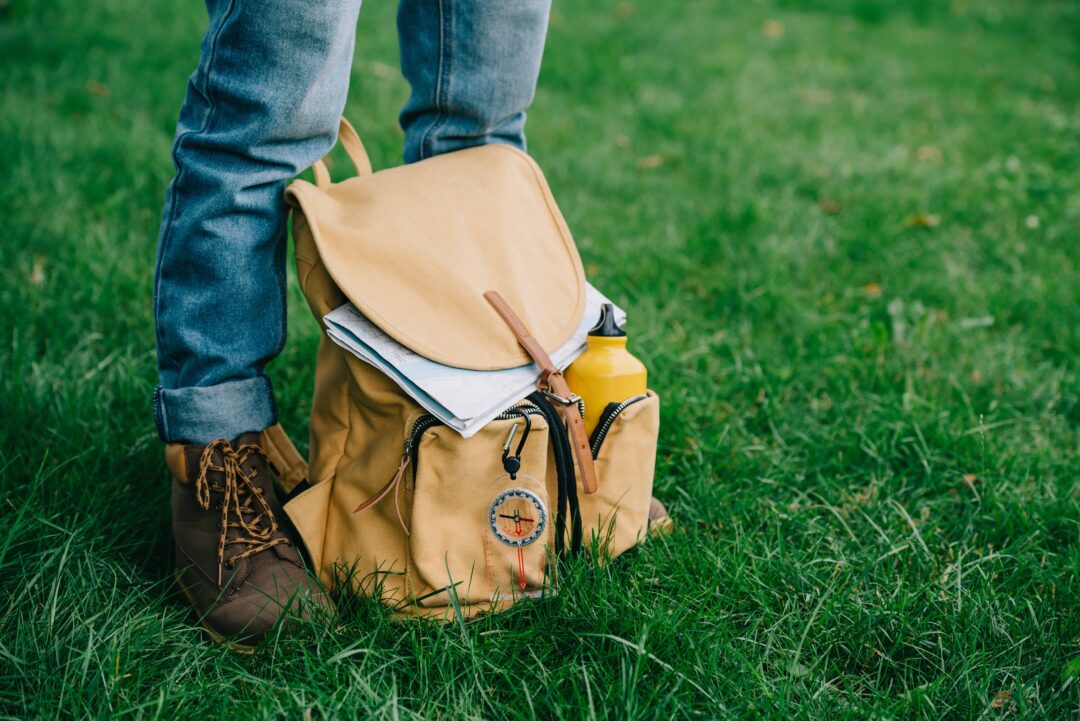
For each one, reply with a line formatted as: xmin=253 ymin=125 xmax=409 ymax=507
xmin=154 ymin=0 xmax=551 ymax=443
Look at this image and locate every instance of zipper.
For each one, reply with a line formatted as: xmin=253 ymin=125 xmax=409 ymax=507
xmin=404 ymin=402 xmax=544 ymax=468
xmin=589 ymin=394 xmax=648 ymax=458
xmin=399 ymin=397 xmax=582 ymax=557
xmin=356 ymin=403 xmax=548 ymax=518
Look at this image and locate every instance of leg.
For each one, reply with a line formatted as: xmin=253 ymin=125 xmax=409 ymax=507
xmin=396 ymin=0 xmax=552 ymax=163
xmin=157 ymin=0 xmax=362 ymax=648
xmin=153 ymin=0 xmax=363 ymax=444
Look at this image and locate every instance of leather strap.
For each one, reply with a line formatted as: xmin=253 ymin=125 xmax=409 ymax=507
xmin=353 ymin=455 xmax=409 ymax=514
xmin=259 ymin=423 xmax=309 ymax=494
xmin=352 ymin=454 xmax=411 ymax=536
xmin=485 ymin=291 xmax=598 ymax=494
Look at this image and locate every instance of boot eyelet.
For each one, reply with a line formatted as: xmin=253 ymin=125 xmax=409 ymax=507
xmin=226 ymin=586 xmax=240 ymax=598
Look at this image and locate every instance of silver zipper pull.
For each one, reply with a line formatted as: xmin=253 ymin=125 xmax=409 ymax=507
xmin=502 ymin=423 xmax=518 ymax=454
xmin=502 ymin=421 xmax=523 ymax=479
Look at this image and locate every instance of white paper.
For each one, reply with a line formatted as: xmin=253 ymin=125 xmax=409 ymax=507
xmin=323 ymin=284 xmax=625 ymax=437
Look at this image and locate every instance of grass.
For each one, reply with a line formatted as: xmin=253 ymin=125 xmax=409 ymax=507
xmin=2 ymin=0 xmax=1079 ymax=717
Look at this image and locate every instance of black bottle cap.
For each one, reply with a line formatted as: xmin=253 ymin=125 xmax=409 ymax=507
xmin=588 ymin=303 xmax=626 ymax=337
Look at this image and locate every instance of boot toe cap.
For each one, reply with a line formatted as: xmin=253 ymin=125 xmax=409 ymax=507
xmin=190 ymin=559 xmax=334 ymax=647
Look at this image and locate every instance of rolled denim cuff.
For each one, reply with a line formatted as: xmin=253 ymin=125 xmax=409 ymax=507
xmin=154 ymin=376 xmax=277 ymax=444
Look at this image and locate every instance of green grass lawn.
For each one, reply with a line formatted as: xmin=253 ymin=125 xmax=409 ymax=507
xmin=2 ymin=0 xmax=1079 ymax=717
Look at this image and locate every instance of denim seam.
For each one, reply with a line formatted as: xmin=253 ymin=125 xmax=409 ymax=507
xmin=417 ymin=0 xmax=453 ymax=160
xmin=154 ymin=385 xmax=169 ymax=441
xmin=153 ymin=0 xmax=241 ymax=371
xmin=264 ymin=375 xmax=279 ymax=426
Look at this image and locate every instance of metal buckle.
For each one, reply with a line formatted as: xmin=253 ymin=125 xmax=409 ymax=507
xmin=541 ymin=389 xmax=580 ymax=406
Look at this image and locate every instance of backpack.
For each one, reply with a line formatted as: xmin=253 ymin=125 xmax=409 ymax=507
xmin=277 ymin=118 xmax=661 ymax=620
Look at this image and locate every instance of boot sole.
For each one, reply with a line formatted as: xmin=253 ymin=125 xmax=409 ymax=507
xmin=174 ymin=570 xmax=258 ymax=654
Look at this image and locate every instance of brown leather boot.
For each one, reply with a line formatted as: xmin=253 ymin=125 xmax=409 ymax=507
xmin=166 ymin=432 xmax=331 ymax=650
xmin=647 ymin=496 xmax=674 ymax=536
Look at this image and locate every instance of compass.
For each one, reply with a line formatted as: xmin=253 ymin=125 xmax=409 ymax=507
xmin=488 ymin=488 xmax=547 ymax=547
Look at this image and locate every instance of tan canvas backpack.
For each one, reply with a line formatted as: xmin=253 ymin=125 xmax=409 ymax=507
xmin=276 ymin=118 xmax=661 ymax=620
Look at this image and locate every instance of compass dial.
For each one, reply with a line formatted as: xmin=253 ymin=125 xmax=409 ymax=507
xmin=488 ymin=488 xmax=547 ymax=547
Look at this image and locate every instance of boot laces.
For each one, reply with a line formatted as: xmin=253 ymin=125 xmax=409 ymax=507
xmin=194 ymin=439 xmax=291 ymax=586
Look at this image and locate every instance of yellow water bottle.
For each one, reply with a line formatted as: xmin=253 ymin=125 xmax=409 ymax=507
xmin=565 ymin=303 xmax=648 ymax=436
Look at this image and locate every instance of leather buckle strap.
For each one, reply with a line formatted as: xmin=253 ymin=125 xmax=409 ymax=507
xmin=259 ymin=423 xmax=309 ymax=494
xmin=484 ymin=291 xmax=598 ymax=494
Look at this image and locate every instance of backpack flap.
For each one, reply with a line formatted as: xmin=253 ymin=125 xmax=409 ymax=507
xmin=285 ymin=121 xmax=586 ymax=371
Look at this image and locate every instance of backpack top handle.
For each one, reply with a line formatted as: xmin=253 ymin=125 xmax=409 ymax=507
xmin=312 ymin=117 xmax=373 ymax=187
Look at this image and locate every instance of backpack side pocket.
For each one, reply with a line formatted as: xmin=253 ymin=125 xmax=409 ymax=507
xmin=407 ymin=408 xmax=554 ymax=612
xmin=580 ymin=390 xmax=660 ymax=559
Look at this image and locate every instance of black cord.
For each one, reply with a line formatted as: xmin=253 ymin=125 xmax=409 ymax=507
xmin=529 ymin=392 xmax=582 ymax=557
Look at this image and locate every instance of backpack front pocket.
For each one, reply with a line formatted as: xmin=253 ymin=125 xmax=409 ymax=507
xmin=406 ymin=407 xmax=553 ymax=609
xmin=579 ymin=390 xmax=660 ymax=558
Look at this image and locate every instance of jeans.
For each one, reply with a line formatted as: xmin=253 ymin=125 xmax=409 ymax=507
xmin=153 ymin=0 xmax=552 ymax=444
